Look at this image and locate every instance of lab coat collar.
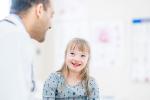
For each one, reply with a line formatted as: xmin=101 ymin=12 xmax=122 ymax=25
xmin=4 ymin=14 xmax=31 ymax=40
xmin=5 ymin=14 xmax=36 ymax=57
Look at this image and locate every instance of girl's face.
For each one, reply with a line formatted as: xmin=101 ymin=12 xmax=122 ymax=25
xmin=65 ymin=47 xmax=89 ymax=73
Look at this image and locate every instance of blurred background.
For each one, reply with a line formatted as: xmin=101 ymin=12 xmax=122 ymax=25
xmin=1 ymin=0 xmax=150 ymax=100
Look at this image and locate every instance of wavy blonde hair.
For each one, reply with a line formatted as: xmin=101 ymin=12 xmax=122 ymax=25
xmin=57 ymin=37 xmax=91 ymax=96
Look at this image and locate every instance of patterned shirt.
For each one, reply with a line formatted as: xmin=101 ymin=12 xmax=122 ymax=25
xmin=43 ymin=72 xmax=100 ymax=100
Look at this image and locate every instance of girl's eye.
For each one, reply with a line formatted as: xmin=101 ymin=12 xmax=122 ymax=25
xmin=81 ymin=55 xmax=86 ymax=57
xmin=70 ymin=52 xmax=75 ymax=55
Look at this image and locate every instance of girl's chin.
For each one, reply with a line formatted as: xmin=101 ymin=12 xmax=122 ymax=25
xmin=72 ymin=65 xmax=81 ymax=68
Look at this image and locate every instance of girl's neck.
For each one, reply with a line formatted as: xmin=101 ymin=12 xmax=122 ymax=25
xmin=64 ymin=71 xmax=81 ymax=86
xmin=69 ymin=71 xmax=80 ymax=78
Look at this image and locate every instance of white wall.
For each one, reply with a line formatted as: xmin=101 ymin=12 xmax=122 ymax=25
xmin=86 ymin=0 xmax=150 ymax=100
xmin=35 ymin=0 xmax=150 ymax=100
xmin=0 ymin=0 xmax=10 ymax=20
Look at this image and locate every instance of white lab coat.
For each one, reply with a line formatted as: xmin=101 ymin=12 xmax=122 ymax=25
xmin=0 ymin=14 xmax=35 ymax=100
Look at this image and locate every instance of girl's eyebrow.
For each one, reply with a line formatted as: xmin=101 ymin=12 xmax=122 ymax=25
xmin=68 ymin=49 xmax=89 ymax=54
xmin=68 ymin=50 xmax=75 ymax=52
xmin=81 ymin=52 xmax=89 ymax=55
xmin=78 ymin=51 xmax=89 ymax=55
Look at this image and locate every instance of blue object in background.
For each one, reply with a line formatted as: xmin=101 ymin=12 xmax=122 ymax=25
xmin=132 ymin=18 xmax=150 ymax=24
xmin=132 ymin=19 xmax=142 ymax=24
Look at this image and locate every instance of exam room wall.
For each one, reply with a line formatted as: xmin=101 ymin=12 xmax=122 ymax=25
xmin=34 ymin=0 xmax=150 ymax=100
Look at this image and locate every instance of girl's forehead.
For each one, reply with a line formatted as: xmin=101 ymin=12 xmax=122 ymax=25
xmin=67 ymin=48 xmax=89 ymax=56
xmin=68 ymin=49 xmax=88 ymax=54
xmin=68 ymin=45 xmax=89 ymax=53
xmin=68 ymin=43 xmax=89 ymax=52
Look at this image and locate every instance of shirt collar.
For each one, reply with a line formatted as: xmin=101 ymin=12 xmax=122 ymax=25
xmin=4 ymin=14 xmax=32 ymax=39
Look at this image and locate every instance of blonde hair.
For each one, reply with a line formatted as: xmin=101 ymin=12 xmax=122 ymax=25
xmin=57 ymin=37 xmax=91 ymax=96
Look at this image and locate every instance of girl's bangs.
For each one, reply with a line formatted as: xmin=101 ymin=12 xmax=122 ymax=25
xmin=69 ymin=42 xmax=89 ymax=52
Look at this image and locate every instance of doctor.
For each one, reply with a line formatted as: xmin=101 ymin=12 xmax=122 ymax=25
xmin=0 ymin=0 xmax=54 ymax=100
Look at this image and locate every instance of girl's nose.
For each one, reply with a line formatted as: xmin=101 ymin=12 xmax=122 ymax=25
xmin=73 ymin=56 xmax=81 ymax=62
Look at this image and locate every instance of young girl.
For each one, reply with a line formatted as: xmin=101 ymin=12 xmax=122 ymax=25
xmin=43 ymin=38 xmax=100 ymax=100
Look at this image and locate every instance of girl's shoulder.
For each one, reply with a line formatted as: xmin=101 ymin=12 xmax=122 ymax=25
xmin=88 ymin=77 xmax=100 ymax=99
xmin=47 ymin=71 xmax=64 ymax=81
xmin=88 ymin=76 xmax=98 ymax=87
xmin=89 ymin=76 xmax=96 ymax=82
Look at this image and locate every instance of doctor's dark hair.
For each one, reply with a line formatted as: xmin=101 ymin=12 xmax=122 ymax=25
xmin=10 ymin=0 xmax=50 ymax=14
